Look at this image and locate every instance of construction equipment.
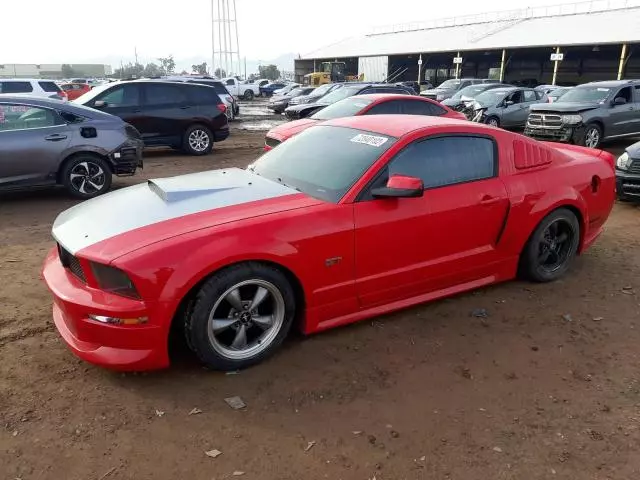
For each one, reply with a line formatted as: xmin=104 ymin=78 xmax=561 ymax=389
xmin=303 ymin=61 xmax=362 ymax=86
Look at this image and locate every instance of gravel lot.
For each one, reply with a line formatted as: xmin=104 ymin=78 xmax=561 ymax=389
xmin=1 ymin=107 xmax=640 ymax=480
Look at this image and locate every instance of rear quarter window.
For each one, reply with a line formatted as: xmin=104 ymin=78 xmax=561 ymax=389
xmin=0 ymin=81 xmax=34 ymax=94
xmin=39 ymin=81 xmax=61 ymax=93
xmin=187 ymin=80 xmax=229 ymax=95
xmin=187 ymin=85 xmax=222 ymax=104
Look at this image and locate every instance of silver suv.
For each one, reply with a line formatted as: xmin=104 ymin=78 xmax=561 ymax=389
xmin=0 ymin=78 xmax=67 ymax=101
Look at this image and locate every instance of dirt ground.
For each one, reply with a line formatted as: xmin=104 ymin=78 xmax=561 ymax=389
xmin=2 ymin=112 xmax=640 ymax=480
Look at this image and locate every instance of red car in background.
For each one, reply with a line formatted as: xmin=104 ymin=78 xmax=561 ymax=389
xmin=264 ymin=94 xmax=466 ymax=150
xmin=43 ymin=115 xmax=615 ymax=372
xmin=60 ymin=83 xmax=92 ymax=100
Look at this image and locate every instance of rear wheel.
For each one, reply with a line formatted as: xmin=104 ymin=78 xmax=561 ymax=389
xmin=243 ymin=90 xmax=254 ymax=100
xmin=519 ymin=208 xmax=580 ymax=282
xmin=184 ymin=263 xmax=296 ymax=370
xmin=183 ymin=124 xmax=213 ymax=155
xmin=61 ymin=155 xmax=112 ymax=199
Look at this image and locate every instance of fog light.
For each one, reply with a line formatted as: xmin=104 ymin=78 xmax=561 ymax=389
xmin=89 ymin=314 xmax=148 ymax=325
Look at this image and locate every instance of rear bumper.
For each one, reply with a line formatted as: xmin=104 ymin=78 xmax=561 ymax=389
xmin=616 ymin=170 xmax=640 ymax=200
xmin=111 ymin=139 xmax=143 ymax=176
xmin=213 ymin=127 xmax=230 ymax=142
xmin=42 ymin=248 xmax=169 ymax=371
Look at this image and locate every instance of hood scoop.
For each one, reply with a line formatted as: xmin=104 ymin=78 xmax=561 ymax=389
xmin=146 ymin=169 xmax=253 ymax=202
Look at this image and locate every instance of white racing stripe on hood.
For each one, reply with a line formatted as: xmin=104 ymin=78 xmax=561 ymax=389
xmin=53 ymin=168 xmax=297 ymax=255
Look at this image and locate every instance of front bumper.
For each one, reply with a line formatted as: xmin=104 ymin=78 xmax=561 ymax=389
xmin=110 ymin=139 xmax=143 ymax=176
xmin=42 ymin=248 xmax=169 ymax=371
xmin=524 ymin=124 xmax=575 ymax=143
xmin=616 ymin=170 xmax=640 ymax=200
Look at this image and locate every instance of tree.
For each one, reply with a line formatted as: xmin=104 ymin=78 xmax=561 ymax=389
xmin=180 ymin=70 xmax=189 ymax=75
xmin=214 ymin=68 xmax=227 ymax=78
xmin=258 ymin=64 xmax=280 ymax=81
xmin=113 ymin=62 xmax=144 ymax=79
xmin=157 ymin=55 xmax=176 ymax=75
xmin=192 ymin=62 xmax=208 ymax=75
xmin=61 ymin=64 xmax=76 ymax=78
xmin=142 ymin=63 xmax=161 ymax=77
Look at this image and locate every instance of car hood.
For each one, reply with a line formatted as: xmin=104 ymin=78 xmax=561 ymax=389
xmin=286 ymin=102 xmax=330 ymax=113
xmin=421 ymin=88 xmax=453 ymax=95
xmin=529 ymin=102 xmax=601 ymax=113
xmin=267 ymin=118 xmax=318 ymax=140
xmin=52 ymin=168 xmax=321 ymax=260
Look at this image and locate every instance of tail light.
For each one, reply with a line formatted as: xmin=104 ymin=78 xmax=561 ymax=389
xmin=217 ymin=103 xmax=227 ymax=115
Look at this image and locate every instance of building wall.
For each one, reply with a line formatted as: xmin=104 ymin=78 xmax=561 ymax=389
xmin=0 ymin=64 xmax=112 ymax=78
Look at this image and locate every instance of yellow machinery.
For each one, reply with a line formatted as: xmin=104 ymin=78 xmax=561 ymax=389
xmin=303 ymin=62 xmax=363 ymax=86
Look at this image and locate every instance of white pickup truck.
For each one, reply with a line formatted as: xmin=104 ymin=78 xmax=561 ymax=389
xmin=221 ymin=78 xmax=261 ymax=100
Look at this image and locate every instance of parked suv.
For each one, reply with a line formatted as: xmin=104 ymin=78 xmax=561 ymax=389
xmin=420 ymin=78 xmax=498 ymax=102
xmin=159 ymin=75 xmax=239 ymax=121
xmin=524 ymin=80 xmax=640 ymax=148
xmin=616 ymin=140 xmax=640 ymax=201
xmin=0 ymin=96 xmax=143 ymax=198
xmin=0 ymin=78 xmax=67 ymax=101
xmin=74 ymin=80 xmax=229 ymax=155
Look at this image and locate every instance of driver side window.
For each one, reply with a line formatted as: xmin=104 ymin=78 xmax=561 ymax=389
xmin=97 ymin=85 xmax=140 ymax=107
xmin=615 ymin=86 xmax=632 ymax=103
xmin=508 ymin=91 xmax=523 ymax=104
xmin=226 ymin=79 xmax=235 ymax=86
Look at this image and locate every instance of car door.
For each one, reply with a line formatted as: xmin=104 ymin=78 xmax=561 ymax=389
xmin=141 ymin=83 xmax=194 ymax=145
xmin=352 ymin=134 xmax=509 ymax=308
xmin=631 ymin=85 xmax=640 ymax=135
xmin=0 ymin=103 xmax=70 ymax=187
xmin=90 ymin=83 xmax=144 ymax=130
xmin=517 ymin=89 xmax=540 ymax=128
xmin=608 ymin=86 xmax=636 ymax=136
xmin=501 ymin=90 xmax=527 ymax=127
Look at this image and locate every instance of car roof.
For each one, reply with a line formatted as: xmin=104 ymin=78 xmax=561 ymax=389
xmin=483 ymin=87 xmax=517 ymax=93
xmin=578 ymin=80 xmax=638 ymax=88
xmin=352 ymin=93 xmax=432 ymax=102
xmin=322 ymin=114 xmax=476 ymax=137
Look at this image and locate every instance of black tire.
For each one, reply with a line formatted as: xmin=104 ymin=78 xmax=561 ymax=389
xmin=577 ymin=123 xmax=602 ymax=148
xmin=61 ymin=154 xmax=112 ymax=199
xmin=183 ymin=124 xmax=213 ymax=156
xmin=184 ymin=262 xmax=296 ymax=370
xmin=519 ymin=208 xmax=580 ymax=283
xmin=486 ymin=116 xmax=500 ymax=127
xmin=243 ymin=90 xmax=254 ymax=100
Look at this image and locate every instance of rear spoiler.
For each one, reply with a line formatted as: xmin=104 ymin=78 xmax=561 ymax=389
xmin=542 ymin=142 xmax=615 ymax=169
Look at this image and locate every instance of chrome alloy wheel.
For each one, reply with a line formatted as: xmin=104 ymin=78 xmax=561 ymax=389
xmin=207 ymin=279 xmax=285 ymax=360
xmin=584 ymin=127 xmax=600 ymax=148
xmin=188 ymin=129 xmax=211 ymax=152
xmin=69 ymin=161 xmax=106 ymax=195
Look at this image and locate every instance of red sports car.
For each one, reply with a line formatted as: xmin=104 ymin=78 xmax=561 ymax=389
xmin=60 ymin=83 xmax=92 ymax=101
xmin=43 ymin=115 xmax=615 ymax=371
xmin=264 ymin=94 xmax=466 ymax=150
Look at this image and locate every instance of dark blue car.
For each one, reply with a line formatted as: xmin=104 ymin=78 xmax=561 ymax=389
xmin=259 ymin=82 xmax=287 ymax=97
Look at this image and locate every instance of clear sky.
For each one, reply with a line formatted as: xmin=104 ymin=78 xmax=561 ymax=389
xmin=3 ymin=0 xmax=567 ymax=68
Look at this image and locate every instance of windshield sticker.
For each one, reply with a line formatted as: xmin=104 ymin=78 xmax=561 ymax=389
xmin=597 ymin=88 xmax=610 ymax=92
xmin=350 ymin=134 xmax=388 ymax=147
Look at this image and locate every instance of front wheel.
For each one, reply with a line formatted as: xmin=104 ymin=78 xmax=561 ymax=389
xmin=243 ymin=90 xmax=254 ymax=100
xmin=184 ymin=263 xmax=296 ymax=370
xmin=519 ymin=208 xmax=580 ymax=282
xmin=486 ymin=116 xmax=500 ymax=127
xmin=578 ymin=123 xmax=602 ymax=148
xmin=183 ymin=124 xmax=213 ymax=155
xmin=62 ymin=155 xmax=112 ymax=199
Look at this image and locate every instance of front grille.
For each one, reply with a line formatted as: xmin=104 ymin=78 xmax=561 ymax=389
xmin=527 ymin=113 xmax=563 ymax=129
xmin=265 ymin=136 xmax=281 ymax=149
xmin=629 ymin=160 xmax=640 ymax=174
xmin=524 ymin=126 xmax=573 ymax=142
xmin=58 ymin=244 xmax=86 ymax=283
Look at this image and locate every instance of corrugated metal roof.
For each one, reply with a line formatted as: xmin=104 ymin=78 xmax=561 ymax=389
xmin=301 ymin=3 xmax=640 ymax=59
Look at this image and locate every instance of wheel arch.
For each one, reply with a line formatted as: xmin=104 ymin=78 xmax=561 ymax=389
xmin=585 ymin=118 xmax=605 ymax=137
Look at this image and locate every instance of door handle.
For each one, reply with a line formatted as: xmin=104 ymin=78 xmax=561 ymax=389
xmin=480 ymin=195 xmax=501 ymax=206
xmin=44 ymin=134 xmax=67 ymax=141
xmin=132 ymin=109 xmax=142 ymax=113
xmin=180 ymin=106 xmax=191 ymax=110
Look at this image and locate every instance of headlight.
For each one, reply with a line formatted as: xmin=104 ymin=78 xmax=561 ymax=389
xmin=561 ymin=114 xmax=582 ymax=124
xmin=616 ymin=152 xmax=633 ymax=171
xmin=90 ymin=262 xmax=140 ymax=299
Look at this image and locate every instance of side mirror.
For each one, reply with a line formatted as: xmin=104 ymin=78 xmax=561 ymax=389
xmin=504 ymin=100 xmax=514 ymax=107
xmin=613 ymin=97 xmax=627 ymax=106
xmin=93 ymin=100 xmax=107 ymax=108
xmin=371 ymin=175 xmax=424 ymax=199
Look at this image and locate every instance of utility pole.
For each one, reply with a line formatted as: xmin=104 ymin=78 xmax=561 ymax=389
xmin=211 ymin=0 xmax=215 ymax=77
xmin=134 ymin=47 xmax=138 ymax=65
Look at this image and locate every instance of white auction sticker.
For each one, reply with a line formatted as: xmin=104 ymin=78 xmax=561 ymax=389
xmin=350 ymin=134 xmax=389 ymax=147
xmin=597 ymin=88 xmax=610 ymax=92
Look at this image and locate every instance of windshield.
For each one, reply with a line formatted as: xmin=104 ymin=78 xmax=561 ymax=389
xmin=72 ymin=83 xmax=113 ymax=104
xmin=550 ymin=88 xmax=570 ymax=98
xmin=436 ymin=79 xmax=461 ymax=90
xmin=450 ymin=85 xmax=492 ymax=101
xmin=251 ymin=125 xmax=396 ymax=202
xmin=311 ymin=97 xmax=373 ymax=120
xmin=474 ymin=90 xmax=510 ymax=106
xmin=317 ymin=85 xmax=361 ymax=105
xmin=556 ymin=86 xmax=610 ymax=103
xmin=308 ymin=83 xmax=333 ymax=98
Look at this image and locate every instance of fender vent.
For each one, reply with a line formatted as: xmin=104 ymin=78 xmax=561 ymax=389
xmin=513 ymin=139 xmax=552 ymax=169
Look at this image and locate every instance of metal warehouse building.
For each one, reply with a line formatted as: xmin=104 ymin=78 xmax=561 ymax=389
xmin=295 ymin=0 xmax=640 ymax=86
